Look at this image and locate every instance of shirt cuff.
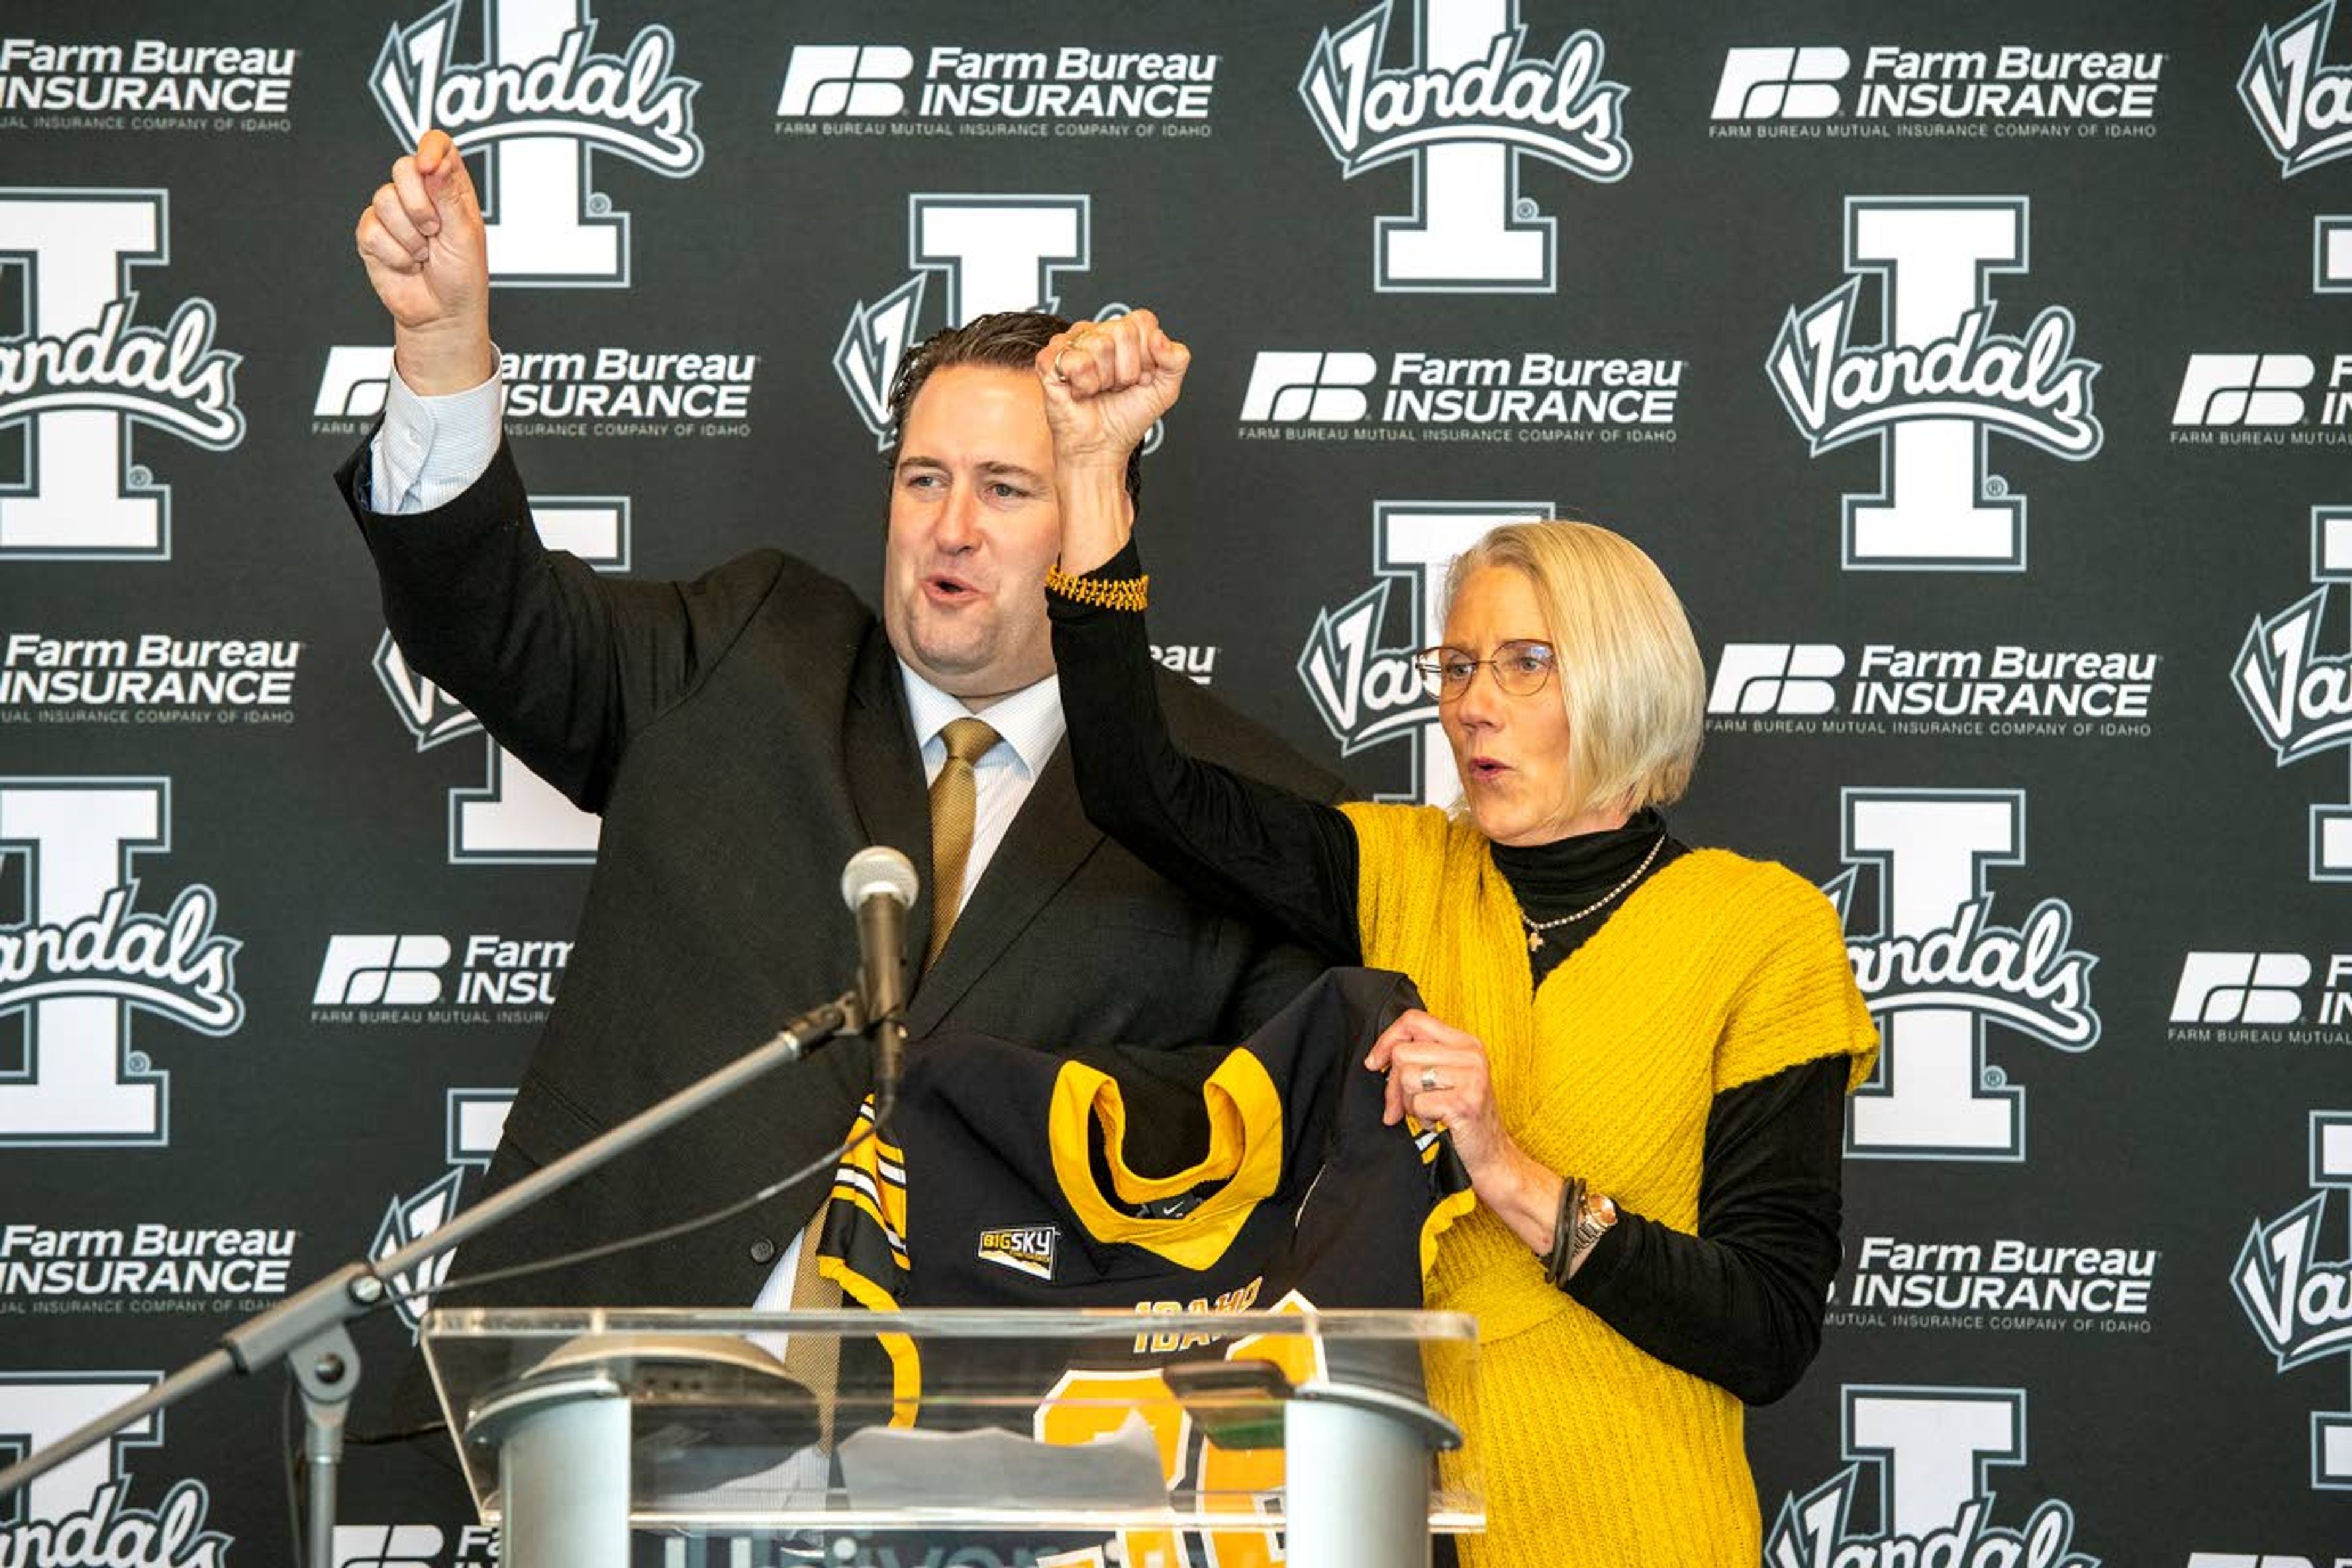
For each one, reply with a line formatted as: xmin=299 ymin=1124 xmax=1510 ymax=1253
xmin=368 ymin=351 xmax=504 ymax=515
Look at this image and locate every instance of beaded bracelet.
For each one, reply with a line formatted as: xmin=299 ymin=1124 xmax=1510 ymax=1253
xmin=1046 ymin=563 xmax=1149 ymax=612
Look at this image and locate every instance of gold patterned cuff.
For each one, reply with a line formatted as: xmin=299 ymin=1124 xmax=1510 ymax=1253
xmin=1046 ymin=563 xmax=1149 ymax=612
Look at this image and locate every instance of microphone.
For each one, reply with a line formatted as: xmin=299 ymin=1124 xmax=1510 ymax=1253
xmin=840 ymin=846 xmax=919 ymax=1112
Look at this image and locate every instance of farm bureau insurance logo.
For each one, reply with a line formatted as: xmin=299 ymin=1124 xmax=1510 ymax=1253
xmin=0 ymin=36 xmax=298 ymax=131
xmin=0 ymin=189 xmax=243 ymax=560
xmin=837 ymin=194 xmax=1150 ymax=448
xmin=1237 ymin=345 xmax=1681 ymax=446
xmin=310 ymin=342 xmax=754 ymax=440
xmin=312 ymin=930 xmax=568 ymax=1022
xmin=1706 ymin=639 xmax=2160 ymax=739
xmin=776 ymin=39 xmax=1219 ymax=141
xmin=2170 ymin=949 xmax=2352 ymax=1045
xmin=0 ymin=1222 xmax=295 ymax=1310
xmin=1767 ymin=1386 xmax=2098 ymax=1567
xmin=1826 ymin=1232 xmax=2158 ymax=1335
xmin=0 ymin=633 xmax=300 ymax=726
xmin=1298 ymin=0 xmax=1628 ymax=293
xmin=2234 ymin=507 xmax=2352 ymax=882
xmin=0 ymin=778 xmax=242 ymax=1148
xmin=371 ymin=0 xmax=703 ymax=287
xmin=0 ymin=1373 xmax=232 ymax=1568
xmin=1768 ymin=196 xmax=2102 ymax=573
xmin=2233 ymin=1110 xmax=2352 ymax=1488
xmin=1826 ymin=788 xmax=2098 ymax=1162
xmin=371 ymin=497 xmax=627 ymax=864
xmin=1709 ymin=42 xmax=2163 ymax=141
xmin=1298 ymin=500 xmax=1547 ymax=809
xmin=2172 ymin=352 xmax=2352 ymax=447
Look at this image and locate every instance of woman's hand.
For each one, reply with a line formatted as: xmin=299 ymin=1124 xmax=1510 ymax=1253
xmin=1366 ymin=1008 xmax=1565 ymax=1253
xmin=1034 ymin=309 xmax=1188 ymax=575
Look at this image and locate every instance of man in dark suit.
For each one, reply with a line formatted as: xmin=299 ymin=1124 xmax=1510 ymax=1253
xmin=343 ymin=132 xmax=1341 ymax=1314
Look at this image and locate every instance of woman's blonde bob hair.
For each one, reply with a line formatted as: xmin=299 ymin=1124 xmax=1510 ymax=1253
xmin=1441 ymin=519 xmax=1705 ymax=822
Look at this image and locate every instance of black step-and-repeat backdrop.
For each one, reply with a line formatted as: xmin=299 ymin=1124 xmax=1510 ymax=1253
xmin=6 ymin=0 xmax=2351 ymax=1562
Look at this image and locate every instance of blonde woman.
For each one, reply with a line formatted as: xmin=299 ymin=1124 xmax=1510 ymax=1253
xmin=1033 ymin=312 xmax=1877 ymax=1567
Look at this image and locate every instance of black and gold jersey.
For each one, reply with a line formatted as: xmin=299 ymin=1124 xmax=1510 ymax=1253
xmin=817 ymin=966 xmax=1474 ymax=1408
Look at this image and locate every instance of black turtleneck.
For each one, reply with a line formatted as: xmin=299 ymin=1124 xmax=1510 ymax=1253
xmin=1049 ymin=542 xmax=1851 ymax=1405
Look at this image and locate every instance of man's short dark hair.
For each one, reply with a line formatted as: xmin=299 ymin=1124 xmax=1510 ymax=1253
xmin=882 ymin=310 xmax=1144 ymax=505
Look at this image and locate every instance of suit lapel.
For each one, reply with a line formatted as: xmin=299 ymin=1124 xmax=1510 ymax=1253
xmin=841 ymin=628 xmax=935 ymax=949
xmin=905 ymin=736 xmax=1101 ymax=1036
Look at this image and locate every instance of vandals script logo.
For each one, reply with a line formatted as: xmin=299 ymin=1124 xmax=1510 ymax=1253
xmin=2234 ymin=1110 xmax=2352 ymax=1488
xmin=1299 ymin=0 xmax=1628 ymax=292
xmin=372 ymin=0 xmax=703 ymax=286
xmin=2243 ymin=0 xmax=2352 ymax=178
xmin=837 ymin=194 xmax=1145 ymax=448
xmin=2236 ymin=507 xmax=2352 ymax=883
xmin=1826 ymin=789 xmax=2098 ymax=1161
xmin=0 ymin=1373 xmax=230 ymax=1567
xmin=1768 ymin=1385 xmax=2098 ymax=1566
xmin=373 ymin=499 xmax=628 ymax=863
xmin=1299 ymin=500 xmax=1548 ymax=807
xmin=372 ymin=1090 xmax=514 ymax=1333
xmin=1768 ymin=197 xmax=2102 ymax=571
xmin=0 ymin=779 xmax=241 ymax=1148
xmin=0 ymin=189 xmax=243 ymax=560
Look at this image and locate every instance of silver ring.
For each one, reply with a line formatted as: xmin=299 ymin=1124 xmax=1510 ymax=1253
xmin=1418 ymin=1066 xmax=1439 ymax=1093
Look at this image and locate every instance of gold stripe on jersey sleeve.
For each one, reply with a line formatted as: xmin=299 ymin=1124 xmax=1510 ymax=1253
xmin=816 ymin=1253 xmax=921 ymax=1426
xmin=1049 ymin=1048 xmax=1285 ymax=1270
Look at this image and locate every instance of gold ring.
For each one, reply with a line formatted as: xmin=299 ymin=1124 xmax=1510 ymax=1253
xmin=1051 ymin=344 xmax=1082 ymax=383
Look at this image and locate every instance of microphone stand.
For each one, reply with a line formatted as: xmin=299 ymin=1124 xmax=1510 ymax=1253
xmin=0 ymin=987 xmax=867 ymax=1568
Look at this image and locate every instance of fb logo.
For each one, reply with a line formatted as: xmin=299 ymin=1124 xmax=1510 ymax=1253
xmin=0 ymin=780 xmax=243 ymax=1148
xmin=372 ymin=1090 xmax=513 ymax=1332
xmin=778 ymin=45 xmax=913 ymax=116
xmin=1826 ymin=789 xmax=2099 ymax=1161
xmin=2234 ymin=508 xmax=2352 ymax=880
xmin=2174 ymin=952 xmax=2314 ymax=1024
xmin=2242 ymin=0 xmax=2352 ymax=178
xmin=0 ymin=189 xmax=243 ymax=560
xmin=1770 ymin=197 xmax=2103 ymax=572
xmin=314 ymin=936 xmax=453 ymax=1006
xmin=2175 ymin=354 xmax=2319 ymax=426
xmin=374 ymin=499 xmax=629 ymax=862
xmin=332 ymin=1525 xmax=446 ymax=1568
xmin=1240 ymin=352 xmax=1378 ymax=422
xmin=1766 ymin=1387 xmax=2094 ymax=1567
xmin=1708 ymin=643 xmax=1844 ymax=715
xmin=1298 ymin=501 xmax=1547 ymax=807
xmin=0 ymin=1372 xmax=230 ymax=1565
xmin=372 ymin=0 xmax=706 ymax=287
xmin=2232 ymin=1110 xmax=2352 ymax=1487
xmin=315 ymin=347 xmax=398 ymax=418
xmin=836 ymin=194 xmax=1095 ymax=444
xmin=1298 ymin=0 xmax=1629 ymax=293
xmin=1713 ymin=47 xmax=1849 ymax=120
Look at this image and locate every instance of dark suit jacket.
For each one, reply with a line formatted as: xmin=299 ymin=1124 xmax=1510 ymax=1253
xmin=336 ymin=439 xmax=1346 ymax=1313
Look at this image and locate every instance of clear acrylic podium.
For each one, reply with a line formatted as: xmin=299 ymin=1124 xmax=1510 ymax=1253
xmin=421 ymin=1306 xmax=1480 ymax=1568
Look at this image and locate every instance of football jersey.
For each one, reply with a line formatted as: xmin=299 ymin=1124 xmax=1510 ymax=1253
xmin=816 ymin=965 xmax=1472 ymax=1403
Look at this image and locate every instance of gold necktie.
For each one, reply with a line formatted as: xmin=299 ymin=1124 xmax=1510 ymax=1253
xmin=927 ymin=716 xmax=1001 ymax=965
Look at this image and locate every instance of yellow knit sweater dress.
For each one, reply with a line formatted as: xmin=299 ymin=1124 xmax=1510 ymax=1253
xmin=1341 ymin=803 xmax=1879 ymax=1567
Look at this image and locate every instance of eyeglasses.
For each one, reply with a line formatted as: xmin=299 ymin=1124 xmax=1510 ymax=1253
xmin=1411 ymin=641 xmax=1558 ymax=700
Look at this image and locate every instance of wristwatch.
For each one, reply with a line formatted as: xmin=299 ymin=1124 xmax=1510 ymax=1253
xmin=1569 ymin=1189 xmax=1618 ymax=1258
